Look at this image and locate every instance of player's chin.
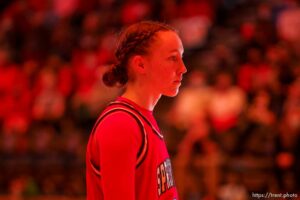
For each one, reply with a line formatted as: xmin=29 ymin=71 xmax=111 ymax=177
xmin=163 ymin=88 xmax=180 ymax=97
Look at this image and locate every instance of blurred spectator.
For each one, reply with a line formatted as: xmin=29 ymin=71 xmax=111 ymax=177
xmin=171 ymin=70 xmax=222 ymax=199
xmin=208 ymin=71 xmax=246 ymax=133
xmin=177 ymin=0 xmax=214 ymax=21
xmin=31 ymin=124 xmax=56 ymax=156
xmin=32 ymin=58 xmax=66 ymax=121
xmin=276 ymin=2 xmax=300 ymax=45
xmin=238 ymin=47 xmax=274 ymax=94
xmin=120 ymin=0 xmax=152 ymax=25
xmin=275 ymin=80 xmax=300 ymax=191
xmin=213 ymin=43 xmax=237 ymax=73
xmin=0 ymin=48 xmax=31 ymax=135
xmin=172 ymin=16 xmax=211 ymax=49
xmin=53 ymin=0 xmax=79 ymax=19
xmin=241 ymin=89 xmax=277 ymax=158
xmin=247 ymin=89 xmax=276 ymax=126
xmin=168 ymin=70 xmax=211 ymax=131
xmin=174 ymin=110 xmax=221 ymax=200
xmin=59 ymin=118 xmax=85 ymax=161
xmin=71 ymin=64 xmax=121 ymax=120
xmin=50 ymin=19 xmax=76 ymax=61
xmin=171 ymin=0 xmax=214 ymax=49
xmin=218 ymin=171 xmax=248 ymax=200
xmin=280 ymin=79 xmax=300 ymax=136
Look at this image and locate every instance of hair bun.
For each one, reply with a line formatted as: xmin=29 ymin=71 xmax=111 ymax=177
xmin=102 ymin=64 xmax=128 ymax=87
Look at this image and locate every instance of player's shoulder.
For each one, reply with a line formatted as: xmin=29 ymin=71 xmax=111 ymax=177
xmin=103 ymin=109 xmax=139 ymax=124
xmin=96 ymin=105 xmax=142 ymax=131
xmin=93 ymin=105 xmax=143 ymax=143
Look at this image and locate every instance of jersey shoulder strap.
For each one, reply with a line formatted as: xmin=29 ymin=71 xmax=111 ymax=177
xmin=89 ymin=102 xmax=148 ymax=177
xmin=110 ymin=100 xmax=164 ymax=139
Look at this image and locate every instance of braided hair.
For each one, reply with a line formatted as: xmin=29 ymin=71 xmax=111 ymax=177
xmin=103 ymin=21 xmax=176 ymax=87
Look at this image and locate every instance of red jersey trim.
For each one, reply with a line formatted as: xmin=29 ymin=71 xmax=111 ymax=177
xmin=89 ymin=106 xmax=148 ymax=177
xmin=110 ymin=101 xmax=164 ymax=139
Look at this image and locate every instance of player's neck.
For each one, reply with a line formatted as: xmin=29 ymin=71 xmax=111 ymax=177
xmin=122 ymin=83 xmax=161 ymax=111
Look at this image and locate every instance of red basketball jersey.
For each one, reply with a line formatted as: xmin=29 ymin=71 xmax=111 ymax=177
xmin=86 ymin=97 xmax=178 ymax=200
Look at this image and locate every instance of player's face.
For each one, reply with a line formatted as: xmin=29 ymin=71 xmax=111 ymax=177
xmin=143 ymin=31 xmax=187 ymax=97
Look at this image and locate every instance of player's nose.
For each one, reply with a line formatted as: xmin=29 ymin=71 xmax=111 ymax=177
xmin=179 ymin=59 xmax=187 ymax=74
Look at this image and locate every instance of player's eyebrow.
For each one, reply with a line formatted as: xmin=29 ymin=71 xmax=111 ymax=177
xmin=169 ymin=49 xmax=184 ymax=55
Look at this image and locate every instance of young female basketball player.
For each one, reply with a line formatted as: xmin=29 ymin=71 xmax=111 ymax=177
xmin=86 ymin=21 xmax=187 ymax=200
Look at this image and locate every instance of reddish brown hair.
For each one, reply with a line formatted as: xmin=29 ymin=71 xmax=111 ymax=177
xmin=103 ymin=21 xmax=176 ymax=87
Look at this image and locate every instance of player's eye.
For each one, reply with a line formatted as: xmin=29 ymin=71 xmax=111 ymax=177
xmin=168 ymin=56 xmax=178 ymax=62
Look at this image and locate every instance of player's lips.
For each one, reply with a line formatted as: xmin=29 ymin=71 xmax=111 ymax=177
xmin=174 ymin=78 xmax=182 ymax=84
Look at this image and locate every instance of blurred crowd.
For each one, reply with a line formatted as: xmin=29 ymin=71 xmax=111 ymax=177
xmin=0 ymin=0 xmax=300 ymax=199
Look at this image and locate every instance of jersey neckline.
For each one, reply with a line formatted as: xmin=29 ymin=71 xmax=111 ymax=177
xmin=117 ymin=96 xmax=153 ymax=115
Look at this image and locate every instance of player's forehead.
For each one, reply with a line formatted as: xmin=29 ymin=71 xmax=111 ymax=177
xmin=151 ymin=31 xmax=184 ymax=55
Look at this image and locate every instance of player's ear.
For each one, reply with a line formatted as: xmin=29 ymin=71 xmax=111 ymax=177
xmin=131 ymin=55 xmax=146 ymax=74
